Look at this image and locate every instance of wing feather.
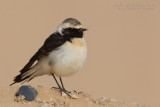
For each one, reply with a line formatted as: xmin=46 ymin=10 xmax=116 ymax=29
xmin=20 ymin=33 xmax=66 ymax=74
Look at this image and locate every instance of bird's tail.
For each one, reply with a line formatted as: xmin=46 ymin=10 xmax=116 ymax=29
xmin=10 ymin=63 xmax=41 ymax=86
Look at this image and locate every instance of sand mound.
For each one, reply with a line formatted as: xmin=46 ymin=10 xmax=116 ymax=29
xmin=0 ymin=86 xmax=149 ymax=107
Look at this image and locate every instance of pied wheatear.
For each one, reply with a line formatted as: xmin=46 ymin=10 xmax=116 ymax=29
xmin=10 ymin=18 xmax=88 ymax=96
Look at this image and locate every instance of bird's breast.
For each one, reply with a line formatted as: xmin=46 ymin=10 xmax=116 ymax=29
xmin=48 ymin=38 xmax=87 ymax=77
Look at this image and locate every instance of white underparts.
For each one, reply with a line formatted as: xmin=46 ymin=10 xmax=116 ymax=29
xmin=48 ymin=38 xmax=87 ymax=77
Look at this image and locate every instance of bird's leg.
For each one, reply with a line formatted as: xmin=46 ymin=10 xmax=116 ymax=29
xmin=51 ymin=73 xmax=62 ymax=90
xmin=59 ymin=77 xmax=71 ymax=93
xmin=60 ymin=77 xmax=77 ymax=93
xmin=51 ymin=73 xmax=70 ymax=96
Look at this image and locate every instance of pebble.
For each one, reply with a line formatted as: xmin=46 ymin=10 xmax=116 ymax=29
xmin=61 ymin=92 xmax=68 ymax=97
xmin=100 ymin=96 xmax=107 ymax=101
xmin=14 ymin=95 xmax=25 ymax=102
xmin=109 ymin=98 xmax=116 ymax=102
xmin=49 ymin=98 xmax=53 ymax=102
xmin=15 ymin=85 xmax=38 ymax=101
xmin=70 ymin=91 xmax=78 ymax=99
xmin=36 ymin=98 xmax=43 ymax=103
xmin=54 ymin=100 xmax=63 ymax=106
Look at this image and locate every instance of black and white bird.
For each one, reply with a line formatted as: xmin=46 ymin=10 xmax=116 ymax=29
xmin=10 ymin=18 xmax=88 ymax=95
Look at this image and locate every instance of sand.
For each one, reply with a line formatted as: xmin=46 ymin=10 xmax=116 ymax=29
xmin=0 ymin=0 xmax=159 ymax=106
xmin=0 ymin=86 xmax=149 ymax=107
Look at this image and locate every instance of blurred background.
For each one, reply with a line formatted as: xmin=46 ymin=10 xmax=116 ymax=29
xmin=0 ymin=0 xmax=159 ymax=106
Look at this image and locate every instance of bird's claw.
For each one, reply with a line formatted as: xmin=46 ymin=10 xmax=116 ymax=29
xmin=51 ymin=87 xmax=71 ymax=97
xmin=60 ymin=89 xmax=71 ymax=97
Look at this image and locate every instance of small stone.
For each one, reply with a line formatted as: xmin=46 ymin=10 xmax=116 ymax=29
xmin=36 ymin=98 xmax=43 ymax=103
xmin=109 ymin=98 xmax=116 ymax=102
xmin=70 ymin=91 xmax=78 ymax=99
xmin=54 ymin=101 xmax=63 ymax=106
xmin=62 ymin=92 xmax=67 ymax=97
xmin=71 ymin=94 xmax=78 ymax=99
xmin=89 ymin=101 xmax=93 ymax=104
xmin=22 ymin=101 xmax=26 ymax=104
xmin=78 ymin=91 xmax=86 ymax=95
xmin=49 ymin=98 xmax=53 ymax=102
xmin=14 ymin=95 xmax=25 ymax=102
xmin=15 ymin=85 xmax=38 ymax=101
xmin=100 ymin=97 xmax=107 ymax=101
xmin=78 ymin=91 xmax=90 ymax=98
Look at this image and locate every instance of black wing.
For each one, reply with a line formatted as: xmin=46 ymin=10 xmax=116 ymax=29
xmin=20 ymin=33 xmax=67 ymax=74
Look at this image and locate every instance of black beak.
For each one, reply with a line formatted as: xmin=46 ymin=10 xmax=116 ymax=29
xmin=81 ymin=28 xmax=88 ymax=31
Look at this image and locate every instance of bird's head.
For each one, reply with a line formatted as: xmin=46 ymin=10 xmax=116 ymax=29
xmin=56 ymin=18 xmax=87 ymax=37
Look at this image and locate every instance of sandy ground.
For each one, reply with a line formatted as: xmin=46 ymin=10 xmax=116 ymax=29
xmin=0 ymin=0 xmax=160 ymax=106
xmin=0 ymin=86 xmax=149 ymax=107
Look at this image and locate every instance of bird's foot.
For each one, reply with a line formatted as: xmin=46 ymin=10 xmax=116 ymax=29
xmin=63 ymin=89 xmax=71 ymax=94
xmin=51 ymin=87 xmax=71 ymax=97
xmin=60 ymin=88 xmax=71 ymax=97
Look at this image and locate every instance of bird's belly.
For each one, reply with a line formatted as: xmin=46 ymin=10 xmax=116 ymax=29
xmin=48 ymin=39 xmax=87 ymax=77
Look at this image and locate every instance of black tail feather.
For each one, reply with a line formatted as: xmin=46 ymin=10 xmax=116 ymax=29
xmin=10 ymin=67 xmax=38 ymax=86
xmin=10 ymin=73 xmax=30 ymax=86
